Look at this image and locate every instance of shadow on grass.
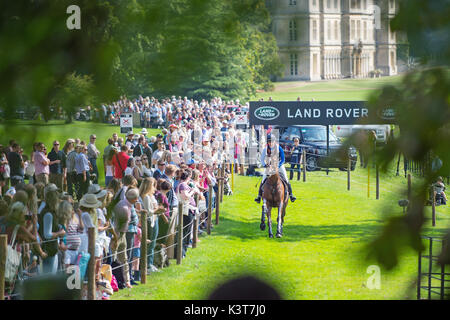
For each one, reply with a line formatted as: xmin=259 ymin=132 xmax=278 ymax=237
xmin=214 ymin=215 xmax=382 ymax=243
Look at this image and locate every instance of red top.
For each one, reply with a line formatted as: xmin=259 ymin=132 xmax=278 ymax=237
xmin=112 ymin=152 xmax=130 ymax=179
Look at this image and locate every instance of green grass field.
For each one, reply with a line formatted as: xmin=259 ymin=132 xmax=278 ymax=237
xmin=0 ymin=120 xmax=161 ymax=185
xmin=111 ymin=166 xmax=449 ymax=300
xmin=255 ymin=76 xmax=403 ymax=101
xmin=2 ymin=76 xmax=449 ymax=300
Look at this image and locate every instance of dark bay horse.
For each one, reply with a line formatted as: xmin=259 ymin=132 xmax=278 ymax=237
xmin=259 ymin=172 xmax=289 ymax=238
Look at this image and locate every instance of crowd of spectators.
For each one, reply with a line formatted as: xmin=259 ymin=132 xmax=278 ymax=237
xmin=0 ymin=95 xmax=261 ymax=300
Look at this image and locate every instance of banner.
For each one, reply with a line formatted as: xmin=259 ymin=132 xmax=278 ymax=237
xmin=249 ymin=101 xmax=396 ymax=126
xmin=120 ymin=113 xmax=133 ymax=134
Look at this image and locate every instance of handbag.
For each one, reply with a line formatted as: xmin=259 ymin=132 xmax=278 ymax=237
xmin=5 ymin=225 xmax=22 ymax=283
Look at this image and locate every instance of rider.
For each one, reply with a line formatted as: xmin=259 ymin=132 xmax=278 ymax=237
xmin=255 ymin=134 xmax=296 ymax=203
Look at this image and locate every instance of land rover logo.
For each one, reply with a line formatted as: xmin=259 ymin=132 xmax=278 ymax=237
xmin=378 ymin=108 xmax=395 ymax=120
xmin=254 ymin=106 xmax=280 ymax=121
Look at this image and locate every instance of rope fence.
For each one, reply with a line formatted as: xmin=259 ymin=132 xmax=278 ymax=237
xmin=0 ymin=171 xmax=225 ymax=300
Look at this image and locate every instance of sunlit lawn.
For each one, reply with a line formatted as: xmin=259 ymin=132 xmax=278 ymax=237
xmin=254 ymin=75 xmax=404 ymax=101
xmin=112 ymin=165 xmax=450 ymax=300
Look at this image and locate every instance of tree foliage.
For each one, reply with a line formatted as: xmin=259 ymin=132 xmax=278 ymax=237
xmin=341 ymin=0 xmax=450 ymax=273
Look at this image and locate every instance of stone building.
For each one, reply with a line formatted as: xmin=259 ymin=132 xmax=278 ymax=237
xmin=266 ymin=0 xmax=398 ymax=81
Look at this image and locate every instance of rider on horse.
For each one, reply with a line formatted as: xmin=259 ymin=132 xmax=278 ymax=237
xmin=255 ymin=134 xmax=297 ymax=203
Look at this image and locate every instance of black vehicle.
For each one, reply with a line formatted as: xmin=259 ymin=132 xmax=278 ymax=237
xmin=278 ymin=125 xmax=358 ymax=171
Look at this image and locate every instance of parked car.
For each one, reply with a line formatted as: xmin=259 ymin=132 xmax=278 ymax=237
xmin=277 ymin=125 xmax=358 ymax=171
xmin=334 ymin=125 xmax=391 ymax=145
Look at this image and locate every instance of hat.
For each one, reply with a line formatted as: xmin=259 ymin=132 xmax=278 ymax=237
xmin=156 ymin=133 xmax=163 ymax=138
xmin=127 ymin=131 xmax=134 ymax=136
xmin=169 ymin=124 xmax=178 ymax=129
xmin=88 ymin=184 xmax=107 ymax=199
xmin=133 ymin=134 xmax=140 ymax=140
xmin=140 ymin=128 xmax=148 ymax=135
xmin=79 ymin=193 xmax=102 ymax=209
xmin=44 ymin=183 xmax=59 ymax=198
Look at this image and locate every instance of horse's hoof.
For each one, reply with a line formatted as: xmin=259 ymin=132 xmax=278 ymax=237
xmin=276 ymin=233 xmax=282 ymax=238
xmin=269 ymin=234 xmax=273 ymax=238
xmin=260 ymin=223 xmax=266 ymax=231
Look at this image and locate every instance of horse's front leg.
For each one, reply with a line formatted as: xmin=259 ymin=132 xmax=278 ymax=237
xmin=260 ymin=200 xmax=266 ymax=231
xmin=276 ymin=204 xmax=283 ymax=238
xmin=267 ymin=205 xmax=273 ymax=238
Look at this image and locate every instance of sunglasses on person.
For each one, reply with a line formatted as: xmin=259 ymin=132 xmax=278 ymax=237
xmin=54 ymin=143 xmax=59 ymax=146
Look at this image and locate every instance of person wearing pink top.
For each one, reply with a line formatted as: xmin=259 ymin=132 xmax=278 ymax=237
xmin=131 ymin=226 xmax=142 ymax=282
xmin=34 ymin=142 xmax=51 ymax=185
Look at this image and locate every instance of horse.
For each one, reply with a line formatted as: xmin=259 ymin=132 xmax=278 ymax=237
xmin=259 ymin=169 xmax=289 ymax=238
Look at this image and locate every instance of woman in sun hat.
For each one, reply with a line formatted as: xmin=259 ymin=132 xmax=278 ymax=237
xmin=78 ymin=193 xmax=102 ymax=255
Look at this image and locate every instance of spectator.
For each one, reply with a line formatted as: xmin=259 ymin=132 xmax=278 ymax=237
xmin=34 ymin=143 xmax=50 ymax=186
xmin=87 ymin=134 xmax=101 ymax=184
xmin=153 ymin=159 xmax=166 ymax=180
xmin=38 ymin=188 xmax=64 ymax=274
xmin=139 ymin=177 xmax=165 ymax=273
xmin=75 ymin=144 xmax=91 ymax=200
xmin=112 ymin=187 xmax=142 ymax=288
xmin=48 ymin=140 xmax=64 ymax=190
xmin=8 ymin=143 xmax=25 ymax=187
xmin=61 ymin=139 xmax=75 ymax=192
xmin=112 ymin=145 xmax=130 ymax=180
xmin=152 ymin=141 xmax=166 ymax=165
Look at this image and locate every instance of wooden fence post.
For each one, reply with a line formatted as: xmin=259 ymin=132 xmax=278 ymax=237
xmin=193 ymin=194 xmax=199 ymax=248
xmin=0 ymin=235 xmax=7 ymax=301
xmin=347 ymin=157 xmax=351 ymax=191
xmin=215 ymin=177 xmax=221 ymax=225
xmin=432 ymin=191 xmax=436 ymax=227
xmin=87 ymin=227 xmax=96 ymax=300
xmin=376 ymin=164 xmax=380 ymax=200
xmin=302 ymin=149 xmax=306 ymax=182
xmin=140 ymin=210 xmax=147 ymax=284
xmin=177 ymin=202 xmax=184 ymax=265
xmin=220 ymin=163 xmax=225 ymax=202
xmin=207 ymin=185 xmax=213 ymax=235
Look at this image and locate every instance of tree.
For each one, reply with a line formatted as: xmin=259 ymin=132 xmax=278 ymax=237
xmin=52 ymin=73 xmax=95 ymax=123
xmin=0 ymin=0 xmax=120 ymax=121
xmin=340 ymin=0 xmax=450 ymax=280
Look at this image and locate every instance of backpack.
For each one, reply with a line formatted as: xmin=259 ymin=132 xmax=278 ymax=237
xmin=106 ymin=188 xmax=123 ymax=222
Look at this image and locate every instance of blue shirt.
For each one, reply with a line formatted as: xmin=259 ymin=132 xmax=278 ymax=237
xmin=260 ymin=145 xmax=285 ymax=168
xmin=74 ymin=153 xmax=90 ymax=174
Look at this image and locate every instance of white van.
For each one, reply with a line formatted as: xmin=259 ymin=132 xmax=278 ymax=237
xmin=334 ymin=125 xmax=392 ymax=144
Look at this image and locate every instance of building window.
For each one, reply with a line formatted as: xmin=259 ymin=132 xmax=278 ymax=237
xmin=390 ymin=51 xmax=395 ymax=69
xmin=312 ymin=20 xmax=318 ymax=41
xmin=313 ymin=53 xmax=318 ymax=75
xmin=363 ymin=21 xmax=367 ymax=41
xmin=327 ymin=0 xmax=331 ymax=9
xmin=351 ymin=20 xmax=356 ymax=40
xmin=289 ymin=0 xmax=297 ymax=5
xmin=357 ymin=20 xmax=361 ymax=40
xmin=313 ymin=0 xmax=317 ymax=7
xmin=351 ymin=0 xmax=356 ymax=9
xmin=334 ymin=21 xmax=338 ymax=40
xmin=363 ymin=0 xmax=367 ymax=10
xmin=334 ymin=0 xmax=338 ymax=9
xmin=390 ymin=0 xmax=395 ymax=10
xmin=290 ymin=53 xmax=298 ymax=76
xmin=289 ymin=20 xmax=297 ymax=41
xmin=327 ymin=21 xmax=331 ymax=40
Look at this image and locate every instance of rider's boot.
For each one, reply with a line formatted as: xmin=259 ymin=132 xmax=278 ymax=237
xmin=255 ymin=181 xmax=264 ymax=203
xmin=287 ymin=182 xmax=296 ymax=202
